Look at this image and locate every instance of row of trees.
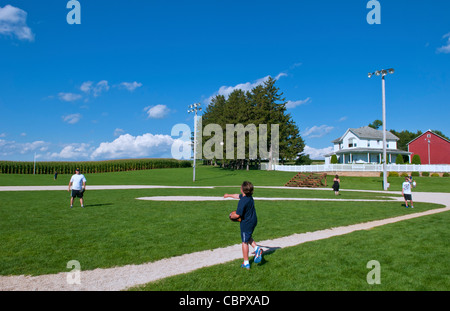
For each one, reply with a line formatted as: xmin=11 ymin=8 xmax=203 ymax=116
xmin=369 ymin=119 xmax=449 ymax=152
xmin=0 ymin=159 xmax=191 ymax=175
xmin=199 ymin=77 xmax=305 ymax=170
xmin=368 ymin=119 xmax=449 ymax=164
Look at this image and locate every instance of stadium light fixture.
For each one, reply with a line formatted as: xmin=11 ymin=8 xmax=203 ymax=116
xmin=368 ymin=68 xmax=395 ymax=191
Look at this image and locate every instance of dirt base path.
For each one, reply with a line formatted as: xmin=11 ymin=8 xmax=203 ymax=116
xmin=0 ymin=187 xmax=448 ymax=291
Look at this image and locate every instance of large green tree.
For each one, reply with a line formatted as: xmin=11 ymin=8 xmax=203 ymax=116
xmin=389 ymin=129 xmax=423 ymax=151
xmin=368 ymin=119 xmax=383 ymax=130
xmin=201 ymin=77 xmax=305 ymax=169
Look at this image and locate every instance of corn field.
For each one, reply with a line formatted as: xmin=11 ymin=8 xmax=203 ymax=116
xmin=0 ymin=158 xmax=191 ymax=174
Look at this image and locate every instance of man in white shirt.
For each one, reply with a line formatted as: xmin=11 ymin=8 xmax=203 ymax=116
xmin=402 ymin=176 xmax=413 ymax=208
xmin=68 ymin=168 xmax=87 ymax=208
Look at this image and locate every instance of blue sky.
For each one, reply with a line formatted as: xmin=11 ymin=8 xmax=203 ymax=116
xmin=1 ymin=0 xmax=449 ymax=161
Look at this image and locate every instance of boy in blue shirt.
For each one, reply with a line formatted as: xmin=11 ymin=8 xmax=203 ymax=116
xmin=224 ymin=181 xmax=263 ymax=269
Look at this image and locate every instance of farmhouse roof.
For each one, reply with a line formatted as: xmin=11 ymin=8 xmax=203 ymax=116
xmin=332 ymin=126 xmax=399 ymax=143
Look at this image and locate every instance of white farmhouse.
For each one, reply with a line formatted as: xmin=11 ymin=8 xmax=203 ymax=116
xmin=324 ymin=126 xmax=410 ymax=164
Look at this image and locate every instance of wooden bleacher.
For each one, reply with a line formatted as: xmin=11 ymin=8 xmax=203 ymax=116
xmin=285 ymin=173 xmax=327 ymax=188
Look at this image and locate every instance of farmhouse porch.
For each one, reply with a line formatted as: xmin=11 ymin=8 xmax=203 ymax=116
xmin=325 ymin=148 xmax=411 ymax=164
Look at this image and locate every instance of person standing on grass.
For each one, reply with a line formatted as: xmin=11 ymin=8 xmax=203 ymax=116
xmin=402 ymin=176 xmax=414 ymax=208
xmin=224 ymin=181 xmax=263 ymax=270
xmin=68 ymin=168 xmax=86 ymax=208
xmin=332 ymin=175 xmax=340 ymax=195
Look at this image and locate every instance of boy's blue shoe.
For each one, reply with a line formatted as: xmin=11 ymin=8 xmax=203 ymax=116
xmin=254 ymin=247 xmax=263 ymax=264
xmin=241 ymin=262 xmax=250 ymax=270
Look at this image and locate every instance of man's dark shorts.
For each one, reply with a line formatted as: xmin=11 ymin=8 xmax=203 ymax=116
xmin=403 ymin=193 xmax=412 ymax=201
xmin=71 ymin=189 xmax=84 ymax=198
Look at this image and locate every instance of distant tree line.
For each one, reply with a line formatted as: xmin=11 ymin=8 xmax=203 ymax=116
xmin=0 ymin=158 xmax=191 ymax=174
xmin=369 ymin=119 xmax=449 ymax=151
xmin=369 ymin=119 xmax=449 ymax=163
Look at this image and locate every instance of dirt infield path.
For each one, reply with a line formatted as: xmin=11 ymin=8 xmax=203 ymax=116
xmin=0 ymin=187 xmax=448 ymax=291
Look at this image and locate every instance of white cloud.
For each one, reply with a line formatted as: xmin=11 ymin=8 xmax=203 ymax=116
xmin=205 ymin=73 xmax=287 ymax=104
xmin=0 ymin=139 xmax=49 ymax=156
xmin=303 ymin=145 xmax=334 ymax=160
xmin=113 ymin=128 xmax=125 ymax=137
xmin=0 ymin=132 xmax=181 ymax=161
xmin=50 ymin=143 xmax=92 ymax=160
xmin=58 ymin=92 xmax=83 ymax=102
xmin=0 ymin=5 xmax=34 ymax=41
xmin=62 ymin=113 xmax=82 ymax=124
xmin=302 ymin=125 xmax=334 ymax=138
xmin=437 ymin=32 xmax=450 ymax=54
xmin=91 ymin=133 xmax=175 ymax=159
xmin=144 ymin=104 xmax=170 ymax=119
xmin=22 ymin=141 xmax=48 ymax=154
xmin=80 ymin=81 xmax=93 ymax=93
xmin=80 ymin=80 xmax=110 ymax=97
xmin=273 ymin=72 xmax=288 ymax=80
xmin=338 ymin=116 xmax=347 ymax=122
xmin=286 ymin=97 xmax=311 ymax=109
xmin=117 ymin=81 xmax=143 ymax=91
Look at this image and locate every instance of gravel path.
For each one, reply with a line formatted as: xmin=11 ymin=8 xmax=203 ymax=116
xmin=0 ymin=186 xmax=448 ymax=291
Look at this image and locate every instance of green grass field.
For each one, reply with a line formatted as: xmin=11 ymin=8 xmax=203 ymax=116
xmin=0 ymin=165 xmax=448 ymax=290
xmin=131 ymin=212 xmax=450 ymax=291
xmin=1 ymin=165 xmax=449 ymax=193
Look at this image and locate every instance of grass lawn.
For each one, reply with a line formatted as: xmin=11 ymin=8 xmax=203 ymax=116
xmin=0 ymin=186 xmax=444 ymax=276
xmin=131 ymin=211 xmax=450 ymax=291
xmin=1 ymin=165 xmax=449 ymax=193
xmin=0 ymin=166 xmax=448 ymax=291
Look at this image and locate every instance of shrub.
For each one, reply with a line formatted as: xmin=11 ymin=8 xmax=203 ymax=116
xmin=395 ymin=155 xmax=404 ymax=164
xmin=388 ymin=171 xmax=399 ymax=177
xmin=330 ymin=154 xmax=338 ymax=164
xmin=401 ymin=172 xmax=409 ymax=177
xmin=411 ymin=171 xmax=420 ymax=177
xmin=431 ymin=173 xmax=440 ymax=177
xmin=443 ymin=173 xmax=450 ymax=177
xmin=295 ymin=154 xmax=312 ymax=165
xmin=422 ymin=172 xmax=429 ymax=177
xmin=411 ymin=154 xmax=421 ymax=164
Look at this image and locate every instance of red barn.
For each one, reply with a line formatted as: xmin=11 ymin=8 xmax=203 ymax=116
xmin=407 ymin=130 xmax=450 ymax=164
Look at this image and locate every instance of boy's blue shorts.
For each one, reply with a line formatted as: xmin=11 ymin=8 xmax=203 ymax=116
xmin=241 ymin=230 xmax=254 ymax=243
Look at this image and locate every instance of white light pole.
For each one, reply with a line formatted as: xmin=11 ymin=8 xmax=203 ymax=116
xmin=368 ymin=68 xmax=394 ymax=191
xmin=426 ymin=135 xmax=431 ymax=164
xmin=188 ymin=103 xmax=202 ymax=182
